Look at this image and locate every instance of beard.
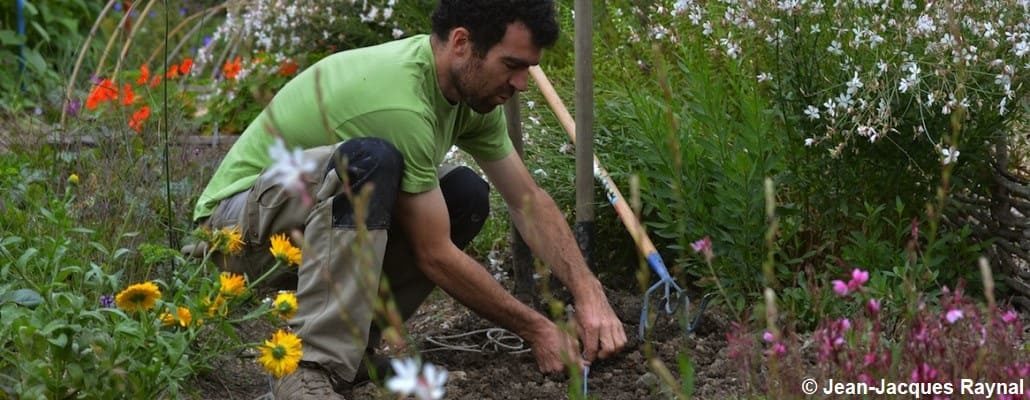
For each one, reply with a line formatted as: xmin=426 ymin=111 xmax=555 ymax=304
xmin=450 ymin=58 xmax=510 ymax=114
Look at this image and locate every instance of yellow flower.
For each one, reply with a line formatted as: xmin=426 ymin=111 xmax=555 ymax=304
xmin=161 ymin=306 xmax=193 ymax=327
xmin=219 ymin=272 xmax=247 ymax=297
xmin=258 ymin=329 xmax=303 ymax=378
xmin=269 ymin=233 xmax=302 ymax=267
xmin=115 ymin=282 xmax=162 ymax=312
xmin=205 ymin=294 xmax=226 ymax=317
xmin=68 ymin=174 xmax=80 ymax=185
xmin=273 ymin=291 xmax=298 ymax=321
xmin=219 ymin=226 xmax=245 ymax=255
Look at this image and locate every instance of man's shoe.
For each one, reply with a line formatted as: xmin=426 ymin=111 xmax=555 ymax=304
xmin=273 ymin=362 xmax=348 ymax=400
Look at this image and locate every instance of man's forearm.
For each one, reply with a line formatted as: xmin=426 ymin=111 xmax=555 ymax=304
xmin=507 ymin=188 xmax=603 ymax=298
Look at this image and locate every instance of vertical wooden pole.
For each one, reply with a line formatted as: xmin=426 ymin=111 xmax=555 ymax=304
xmin=574 ymin=0 xmax=595 ymax=267
xmin=504 ymin=94 xmax=537 ymax=306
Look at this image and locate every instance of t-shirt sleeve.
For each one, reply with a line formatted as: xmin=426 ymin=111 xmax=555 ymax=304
xmin=336 ymin=110 xmax=440 ymax=194
xmin=456 ymin=108 xmax=514 ymax=162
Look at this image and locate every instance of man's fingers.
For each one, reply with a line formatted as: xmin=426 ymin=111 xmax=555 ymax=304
xmin=579 ymin=320 xmax=599 ymax=362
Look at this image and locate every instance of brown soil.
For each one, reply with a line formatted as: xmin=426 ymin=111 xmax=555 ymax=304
xmin=192 ymin=285 xmax=744 ymax=399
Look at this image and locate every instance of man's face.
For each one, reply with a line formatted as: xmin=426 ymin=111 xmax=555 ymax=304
xmin=450 ymin=22 xmax=542 ymax=113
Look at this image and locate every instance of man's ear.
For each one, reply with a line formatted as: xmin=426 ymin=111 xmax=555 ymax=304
xmin=448 ymin=27 xmax=472 ymax=57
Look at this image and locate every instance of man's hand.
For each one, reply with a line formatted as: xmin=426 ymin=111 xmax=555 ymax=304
xmin=575 ymin=286 xmax=627 ymax=362
xmin=528 ymin=319 xmax=585 ymax=374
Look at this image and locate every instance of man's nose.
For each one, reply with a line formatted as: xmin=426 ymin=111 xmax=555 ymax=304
xmin=509 ymin=68 xmax=529 ymax=92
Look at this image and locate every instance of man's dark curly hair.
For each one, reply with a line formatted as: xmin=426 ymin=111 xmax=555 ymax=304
xmin=431 ymin=0 xmax=559 ymax=57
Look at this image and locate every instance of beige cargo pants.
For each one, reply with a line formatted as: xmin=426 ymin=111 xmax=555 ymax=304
xmin=201 ymin=138 xmax=490 ymax=382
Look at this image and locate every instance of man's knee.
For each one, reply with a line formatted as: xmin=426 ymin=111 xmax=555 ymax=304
xmin=439 ymin=166 xmax=490 ymax=249
xmin=328 ymin=138 xmax=405 ymax=229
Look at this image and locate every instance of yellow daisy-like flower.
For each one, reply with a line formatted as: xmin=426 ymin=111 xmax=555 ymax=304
xmin=68 ymin=173 xmax=80 ymax=185
xmin=272 ymin=291 xmax=298 ymax=321
xmin=160 ymin=306 xmax=193 ymax=327
xmin=258 ymin=329 xmax=303 ymax=378
xmin=219 ymin=272 xmax=247 ymax=297
xmin=205 ymin=294 xmax=227 ymax=317
xmin=219 ymin=226 xmax=245 ymax=255
xmin=115 ymin=282 xmax=162 ymax=312
xmin=269 ymin=233 xmax=302 ymax=267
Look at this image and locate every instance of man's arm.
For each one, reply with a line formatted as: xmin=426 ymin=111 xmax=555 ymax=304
xmin=478 ymin=152 xmax=627 ymax=361
xmin=394 ymin=188 xmax=582 ymax=373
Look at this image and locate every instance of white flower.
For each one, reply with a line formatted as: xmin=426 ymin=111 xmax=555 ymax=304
xmin=674 ymin=0 xmax=691 ymax=14
xmin=720 ymin=37 xmax=741 ymax=59
xmin=804 ymin=105 xmax=821 ymax=120
xmin=804 ymin=138 xmax=816 ymax=147
xmin=757 ymin=72 xmax=773 ymax=82
xmin=266 ymin=138 xmax=317 ymax=194
xmin=528 ymin=115 xmax=541 ymax=125
xmin=386 ymin=358 xmax=448 ymax=400
xmin=828 ymin=40 xmax=843 ymax=55
xmin=899 ymin=77 xmax=916 ymax=93
xmin=392 ymin=28 xmax=405 ymax=38
xmin=941 ymin=147 xmax=960 ymax=165
xmin=846 ymin=72 xmax=863 ymax=95
xmin=915 ymin=14 xmax=936 ymax=35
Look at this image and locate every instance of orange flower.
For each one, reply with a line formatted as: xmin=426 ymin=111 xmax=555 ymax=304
xmin=120 ymin=84 xmax=136 ymax=106
xmin=85 ymin=78 xmax=118 ymax=110
xmin=166 ymin=64 xmax=180 ymax=79
xmin=149 ymin=75 xmax=162 ymax=88
xmin=128 ymin=105 xmax=151 ymax=133
xmin=179 ymin=58 xmax=193 ymax=76
xmin=136 ymin=65 xmax=150 ymax=85
xmin=278 ymin=59 xmax=299 ymax=76
xmin=222 ymin=56 xmax=242 ymax=80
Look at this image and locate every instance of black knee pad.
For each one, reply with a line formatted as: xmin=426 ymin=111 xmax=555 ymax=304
xmin=440 ymin=166 xmax=490 ymax=249
xmin=328 ymin=138 xmax=404 ymax=229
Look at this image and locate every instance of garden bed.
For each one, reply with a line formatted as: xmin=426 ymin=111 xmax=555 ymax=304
xmin=193 ymin=287 xmax=746 ymax=399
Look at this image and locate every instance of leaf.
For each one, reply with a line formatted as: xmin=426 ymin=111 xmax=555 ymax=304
xmin=29 ymin=22 xmax=51 ymax=43
xmin=0 ymin=30 xmax=25 ymax=46
xmin=21 ymin=48 xmax=47 ymax=74
xmin=2 ymin=288 xmax=43 ymax=307
xmin=16 ymin=247 xmax=38 ymax=269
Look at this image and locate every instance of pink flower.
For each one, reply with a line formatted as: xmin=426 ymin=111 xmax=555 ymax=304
xmin=832 ymin=280 xmax=850 ymax=296
xmin=691 ymin=236 xmax=714 ymax=262
xmin=863 ymin=352 xmax=877 ymax=367
xmin=910 ymin=363 xmax=938 ymax=382
xmin=771 ymin=342 xmax=786 ymax=357
xmin=762 ymin=331 xmax=775 ymax=343
xmin=945 ymin=308 xmax=964 ymax=324
xmin=1002 ymin=310 xmax=1019 ymax=324
xmin=690 ymin=237 xmax=711 ymax=253
xmin=867 ymin=298 xmax=881 ymax=314
xmin=850 ymin=269 xmax=869 ymax=287
xmin=839 ymin=318 xmax=851 ymax=331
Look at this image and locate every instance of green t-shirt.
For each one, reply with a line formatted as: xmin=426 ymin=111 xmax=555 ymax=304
xmin=193 ymin=35 xmax=514 ymax=221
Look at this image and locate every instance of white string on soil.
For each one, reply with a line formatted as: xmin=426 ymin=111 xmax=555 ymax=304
xmin=422 ymin=328 xmax=531 ymax=354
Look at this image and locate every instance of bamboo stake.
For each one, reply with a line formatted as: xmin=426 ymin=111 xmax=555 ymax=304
xmin=60 ymin=0 xmax=118 ymax=128
xmin=113 ymin=0 xmax=160 ymax=80
xmin=145 ymin=3 xmax=229 ymax=67
xmin=94 ymin=0 xmax=141 ymax=79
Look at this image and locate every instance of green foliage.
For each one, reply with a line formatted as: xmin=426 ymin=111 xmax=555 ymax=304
xmin=0 ymin=152 xmax=281 ymax=398
xmin=0 ymin=0 xmax=101 ymax=112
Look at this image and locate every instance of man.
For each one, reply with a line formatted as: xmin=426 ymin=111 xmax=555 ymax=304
xmin=191 ymin=1 xmax=626 ymax=398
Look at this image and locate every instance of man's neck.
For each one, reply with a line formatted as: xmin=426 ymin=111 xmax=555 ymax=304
xmin=430 ymin=35 xmax=460 ymax=104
